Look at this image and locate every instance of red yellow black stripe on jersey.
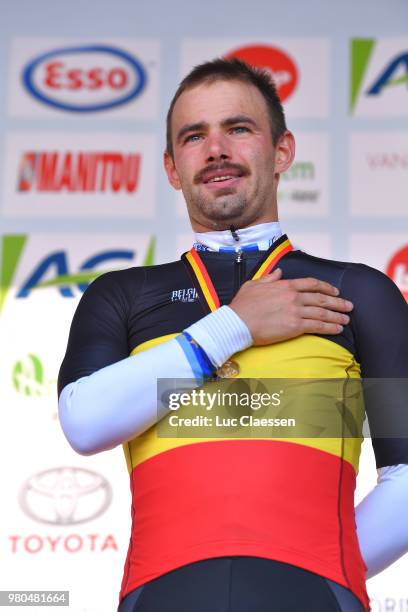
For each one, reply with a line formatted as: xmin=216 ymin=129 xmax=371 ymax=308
xmin=121 ymin=335 xmax=367 ymax=609
xmin=57 ymin=236 xmax=407 ymax=612
xmin=120 ymin=236 xmax=369 ymax=611
xmin=182 ymin=234 xmax=293 ymax=312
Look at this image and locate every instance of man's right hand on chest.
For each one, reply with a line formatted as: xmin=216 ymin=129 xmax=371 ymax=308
xmin=228 ymin=268 xmax=354 ymax=346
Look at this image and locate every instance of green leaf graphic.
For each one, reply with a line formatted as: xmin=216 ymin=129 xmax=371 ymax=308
xmin=36 ymin=271 xmax=103 ymax=288
xmin=36 ymin=236 xmax=155 ymax=289
xmin=384 ymin=74 xmax=408 ymax=88
xmin=350 ymin=38 xmax=375 ymax=113
xmin=0 ymin=235 xmax=27 ymax=315
xmin=143 ymin=236 xmax=156 ymax=266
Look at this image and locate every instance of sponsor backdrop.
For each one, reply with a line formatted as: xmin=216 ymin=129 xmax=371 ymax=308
xmin=0 ymin=1 xmax=407 ymax=610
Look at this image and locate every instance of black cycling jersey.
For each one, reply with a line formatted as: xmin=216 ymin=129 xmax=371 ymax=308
xmin=59 ymin=247 xmax=408 ymax=468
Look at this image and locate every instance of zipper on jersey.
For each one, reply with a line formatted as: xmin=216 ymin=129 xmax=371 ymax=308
xmin=234 ymin=249 xmax=245 ymax=294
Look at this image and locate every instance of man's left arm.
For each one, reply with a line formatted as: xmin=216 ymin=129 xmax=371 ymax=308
xmin=356 ymin=463 xmax=408 ymax=577
xmin=342 ymin=263 xmax=408 ymax=578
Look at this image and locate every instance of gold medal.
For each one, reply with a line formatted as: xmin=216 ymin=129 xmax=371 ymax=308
xmin=216 ymin=360 xmax=240 ymax=378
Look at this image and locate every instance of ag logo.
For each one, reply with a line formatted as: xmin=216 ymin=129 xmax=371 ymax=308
xmin=13 ymin=353 xmax=55 ymax=397
xmin=350 ymin=38 xmax=408 ymax=115
xmin=0 ymin=234 xmax=155 ymax=315
xmin=386 ymin=244 xmax=408 ymax=302
xmin=225 ymin=44 xmax=298 ymax=102
xmin=23 ymin=45 xmax=146 ymax=113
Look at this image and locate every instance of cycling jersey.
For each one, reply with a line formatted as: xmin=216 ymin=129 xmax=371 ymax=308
xmin=58 ymin=235 xmax=408 ymax=612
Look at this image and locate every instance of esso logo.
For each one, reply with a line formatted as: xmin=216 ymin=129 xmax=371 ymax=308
xmin=22 ymin=45 xmax=146 ymax=112
xmin=225 ymin=44 xmax=299 ymax=102
xmin=386 ymin=244 xmax=408 ymax=302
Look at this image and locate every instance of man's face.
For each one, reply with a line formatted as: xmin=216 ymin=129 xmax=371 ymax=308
xmin=164 ymin=79 xmax=294 ymax=231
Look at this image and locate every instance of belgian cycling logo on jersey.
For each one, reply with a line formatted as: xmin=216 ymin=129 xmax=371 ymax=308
xmin=171 ymin=288 xmax=198 ymax=303
xmin=0 ymin=234 xmax=155 ymax=316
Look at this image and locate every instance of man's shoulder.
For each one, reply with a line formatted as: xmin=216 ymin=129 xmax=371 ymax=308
xmin=89 ymin=258 xmax=185 ymax=289
xmin=291 ymin=250 xmax=390 ymax=284
xmin=287 ymin=250 xmax=406 ymax=309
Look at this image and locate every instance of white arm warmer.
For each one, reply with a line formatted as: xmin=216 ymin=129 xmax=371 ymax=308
xmin=58 ymin=305 xmax=252 ymax=455
xmin=355 ymin=463 xmax=408 ymax=578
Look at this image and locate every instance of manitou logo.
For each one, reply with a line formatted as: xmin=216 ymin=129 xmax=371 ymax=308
xmin=17 ymin=151 xmax=141 ymax=193
xmin=386 ymin=245 xmax=408 ymax=302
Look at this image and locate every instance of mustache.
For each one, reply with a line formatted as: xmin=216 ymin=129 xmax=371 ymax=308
xmin=194 ymin=163 xmax=249 ymax=184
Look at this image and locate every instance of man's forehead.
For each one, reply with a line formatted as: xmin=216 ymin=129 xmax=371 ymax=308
xmin=172 ymin=79 xmax=268 ymax=125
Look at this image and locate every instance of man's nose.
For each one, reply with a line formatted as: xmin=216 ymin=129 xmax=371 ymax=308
xmin=204 ymin=132 xmax=231 ymax=162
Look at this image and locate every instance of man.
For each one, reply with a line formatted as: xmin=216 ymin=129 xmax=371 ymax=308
xmin=58 ymin=59 xmax=408 ymax=612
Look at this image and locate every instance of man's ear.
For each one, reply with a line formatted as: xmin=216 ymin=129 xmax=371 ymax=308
xmin=164 ymin=151 xmax=182 ymax=190
xmin=274 ymin=131 xmax=296 ymax=175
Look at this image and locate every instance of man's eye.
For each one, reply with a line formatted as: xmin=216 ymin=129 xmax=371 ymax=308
xmin=231 ymin=126 xmax=249 ymax=134
xmin=184 ymin=134 xmax=202 ymax=143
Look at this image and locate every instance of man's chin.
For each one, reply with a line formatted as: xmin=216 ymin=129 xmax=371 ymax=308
xmin=205 ymin=193 xmax=246 ymax=213
xmin=204 ymin=205 xmax=246 ymax=223
xmin=209 ymin=186 xmax=236 ymax=196
xmin=198 ymin=209 xmax=250 ymax=231
xmin=186 ymin=193 xmax=250 ymax=228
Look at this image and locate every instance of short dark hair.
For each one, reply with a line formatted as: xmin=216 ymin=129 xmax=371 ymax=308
xmin=166 ymin=57 xmax=287 ymax=158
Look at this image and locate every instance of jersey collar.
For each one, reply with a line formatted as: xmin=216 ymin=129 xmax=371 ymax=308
xmin=193 ymin=221 xmax=283 ymax=252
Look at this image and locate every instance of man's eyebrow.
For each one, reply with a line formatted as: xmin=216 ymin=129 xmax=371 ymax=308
xmin=221 ymin=115 xmax=258 ymax=128
xmin=176 ymin=115 xmax=259 ymax=144
xmin=176 ymin=122 xmax=208 ymax=143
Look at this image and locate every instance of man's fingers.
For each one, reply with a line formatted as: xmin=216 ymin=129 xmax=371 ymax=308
xmin=232 ymin=271 xmax=355 ymax=345
xmin=269 ymin=267 xmax=282 ymax=280
xmin=257 ymin=268 xmax=283 ymax=283
xmin=300 ymin=306 xmax=350 ymax=325
xmin=300 ymin=319 xmax=344 ymax=335
xmin=290 ymin=277 xmax=340 ymax=296
xmin=256 ymin=276 xmax=349 ymax=307
xmin=299 ymin=293 xmax=354 ymax=312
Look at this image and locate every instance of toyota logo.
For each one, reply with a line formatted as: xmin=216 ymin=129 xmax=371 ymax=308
xmin=19 ymin=467 xmax=112 ymax=525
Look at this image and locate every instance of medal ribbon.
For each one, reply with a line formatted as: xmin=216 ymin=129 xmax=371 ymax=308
xmin=182 ymin=234 xmax=293 ymax=313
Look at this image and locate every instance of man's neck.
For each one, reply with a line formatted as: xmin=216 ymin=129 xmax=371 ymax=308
xmin=193 ymin=221 xmax=283 ymax=252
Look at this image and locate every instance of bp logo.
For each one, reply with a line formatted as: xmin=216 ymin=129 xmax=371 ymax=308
xmin=350 ymin=38 xmax=408 ymax=114
xmin=0 ymin=234 xmax=155 ymax=316
xmin=13 ymin=353 xmax=55 ymax=397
